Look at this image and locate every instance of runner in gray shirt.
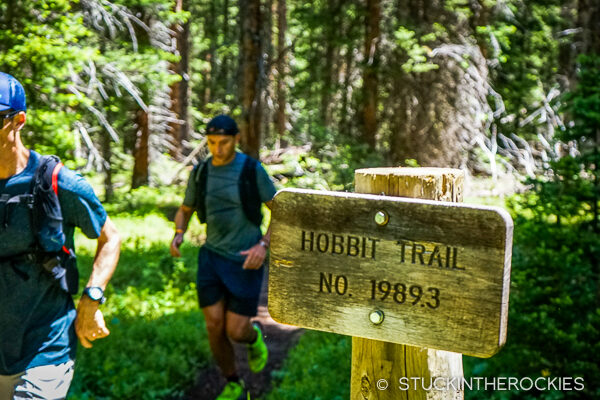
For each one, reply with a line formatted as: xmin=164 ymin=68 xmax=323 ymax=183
xmin=170 ymin=115 xmax=276 ymax=400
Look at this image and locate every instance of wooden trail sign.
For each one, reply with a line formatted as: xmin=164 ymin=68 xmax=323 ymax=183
xmin=268 ymin=187 xmax=513 ymax=358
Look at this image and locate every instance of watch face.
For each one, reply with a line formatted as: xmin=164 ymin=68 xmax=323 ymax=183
xmin=87 ymin=287 xmax=104 ymax=301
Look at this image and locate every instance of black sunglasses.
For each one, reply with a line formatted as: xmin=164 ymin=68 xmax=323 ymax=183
xmin=1 ymin=110 xmax=19 ymax=121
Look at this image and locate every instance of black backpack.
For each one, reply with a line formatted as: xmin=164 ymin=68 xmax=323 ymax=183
xmin=0 ymin=155 xmax=78 ymax=294
xmin=194 ymin=155 xmax=263 ymax=227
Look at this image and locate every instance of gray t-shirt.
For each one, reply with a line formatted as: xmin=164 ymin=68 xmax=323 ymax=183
xmin=183 ymin=152 xmax=277 ymax=262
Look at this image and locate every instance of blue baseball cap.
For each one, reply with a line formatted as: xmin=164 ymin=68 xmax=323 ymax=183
xmin=206 ymin=115 xmax=239 ymax=135
xmin=0 ymin=72 xmax=26 ymax=112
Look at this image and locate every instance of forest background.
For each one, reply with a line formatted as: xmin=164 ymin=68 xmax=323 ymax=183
xmin=1 ymin=0 xmax=599 ymax=399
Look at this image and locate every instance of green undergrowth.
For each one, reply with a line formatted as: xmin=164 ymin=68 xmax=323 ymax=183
xmin=102 ymin=185 xmax=184 ymax=218
xmin=261 ymin=331 xmax=351 ymax=400
xmin=68 ymin=207 xmax=209 ymax=399
xmin=463 ymin=213 xmax=600 ymax=399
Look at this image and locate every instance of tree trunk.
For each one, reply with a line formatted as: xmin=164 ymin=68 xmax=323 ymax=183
xmin=275 ymin=0 xmax=287 ymax=143
xmin=168 ymin=0 xmax=190 ymax=159
xmin=132 ymin=109 xmax=150 ymax=189
xmin=203 ymin=0 xmax=218 ymax=107
xmin=558 ymin=1 xmax=578 ymax=89
xmin=239 ymin=0 xmax=263 ymax=159
xmin=340 ymin=43 xmax=354 ymax=135
xmin=222 ymin=0 xmax=239 ymax=107
xmin=222 ymin=0 xmax=231 ymax=87
xmin=320 ymin=42 xmax=335 ymax=128
xmin=319 ymin=1 xmax=342 ymax=129
xmin=262 ymin=0 xmax=274 ymax=143
xmin=389 ymin=1 xmax=491 ymax=168
xmin=578 ymin=0 xmax=600 ymax=54
xmin=101 ymin=132 xmax=114 ymax=202
xmin=362 ymin=0 xmax=381 ymax=149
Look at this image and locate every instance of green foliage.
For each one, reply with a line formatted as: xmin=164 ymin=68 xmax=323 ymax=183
xmin=562 ymin=55 xmax=600 ymax=143
xmin=266 ymin=153 xmax=337 ymax=191
xmin=0 ymin=0 xmax=96 ymax=158
xmin=465 ymin=55 xmax=600 ymax=398
xmin=477 ymin=0 xmax=564 ymax=138
xmin=264 ymin=140 xmax=384 ymax=192
xmin=0 ymin=0 xmax=180 ymax=193
xmin=103 ymin=185 xmax=184 ymax=217
xmin=69 ymin=311 xmax=209 ymax=400
xmin=464 ymin=215 xmax=600 ymax=399
xmin=68 ymin=213 xmax=208 ymax=400
xmin=262 ymin=331 xmax=351 ymax=400
xmin=394 ymin=27 xmax=439 ymax=73
xmin=559 ymin=54 xmax=600 ymax=229
xmin=514 ymin=157 xmax=592 ymax=224
xmin=517 ymin=54 xmax=600 ymax=228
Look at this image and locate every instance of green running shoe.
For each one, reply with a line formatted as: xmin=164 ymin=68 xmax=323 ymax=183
xmin=216 ymin=380 xmax=249 ymax=400
xmin=247 ymin=322 xmax=268 ymax=373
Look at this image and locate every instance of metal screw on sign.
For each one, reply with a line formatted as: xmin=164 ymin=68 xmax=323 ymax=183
xmin=369 ymin=310 xmax=385 ymax=325
xmin=374 ymin=211 xmax=389 ymax=226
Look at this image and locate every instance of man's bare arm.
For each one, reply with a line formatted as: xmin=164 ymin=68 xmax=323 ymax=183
xmin=75 ymin=216 xmax=121 ymax=348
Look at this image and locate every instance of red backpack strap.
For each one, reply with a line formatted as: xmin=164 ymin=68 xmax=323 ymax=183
xmin=50 ymin=162 xmax=67 ymax=254
xmin=51 ymin=163 xmax=63 ymax=195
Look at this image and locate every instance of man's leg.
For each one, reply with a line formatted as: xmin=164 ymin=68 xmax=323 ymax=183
xmin=225 ymin=310 xmax=268 ymax=373
xmin=204 ymin=301 xmax=249 ymax=399
xmin=225 ymin=311 xmax=257 ymax=344
xmin=202 ymin=299 xmax=237 ymax=378
xmin=0 ymin=372 xmax=21 ymax=400
xmin=220 ymin=254 xmax=267 ymax=375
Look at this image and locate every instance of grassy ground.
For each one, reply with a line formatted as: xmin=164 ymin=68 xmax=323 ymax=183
xmin=68 ymin=211 xmax=210 ymax=400
xmin=260 ymin=331 xmax=351 ymax=400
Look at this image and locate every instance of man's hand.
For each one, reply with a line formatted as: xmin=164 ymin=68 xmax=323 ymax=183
xmin=170 ymin=232 xmax=184 ymax=257
xmin=240 ymin=242 xmax=267 ymax=270
xmin=75 ymin=296 xmax=110 ymax=348
xmin=171 ymin=205 xmax=194 ymax=258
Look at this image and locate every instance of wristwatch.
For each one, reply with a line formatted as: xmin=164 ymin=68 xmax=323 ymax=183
xmin=83 ymin=286 xmax=106 ymax=304
xmin=259 ymin=239 xmax=268 ymax=248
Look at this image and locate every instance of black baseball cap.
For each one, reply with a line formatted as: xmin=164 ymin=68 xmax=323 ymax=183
xmin=206 ymin=115 xmax=239 ymax=136
xmin=0 ymin=72 xmax=26 ymax=112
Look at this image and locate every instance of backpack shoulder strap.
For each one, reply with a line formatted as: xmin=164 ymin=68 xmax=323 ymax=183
xmin=33 ymin=155 xmax=63 ymax=196
xmin=239 ymin=154 xmax=262 ymax=227
xmin=31 ymin=155 xmax=64 ymax=247
xmin=31 ymin=155 xmax=78 ymax=294
xmin=194 ymin=159 xmax=209 ymax=223
xmin=51 ymin=161 xmax=63 ymax=195
xmin=194 ymin=158 xmax=208 ymax=183
xmin=241 ymin=154 xmax=258 ymax=188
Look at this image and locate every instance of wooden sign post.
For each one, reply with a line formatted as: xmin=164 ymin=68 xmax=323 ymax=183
xmin=352 ymin=168 xmax=465 ymax=400
xmin=268 ymin=167 xmax=513 ymax=399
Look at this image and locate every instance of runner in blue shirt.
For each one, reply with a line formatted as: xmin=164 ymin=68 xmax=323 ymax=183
xmin=0 ymin=72 xmax=121 ymax=400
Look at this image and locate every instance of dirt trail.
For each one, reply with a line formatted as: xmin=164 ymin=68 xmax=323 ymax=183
xmin=183 ymin=267 xmax=303 ymax=399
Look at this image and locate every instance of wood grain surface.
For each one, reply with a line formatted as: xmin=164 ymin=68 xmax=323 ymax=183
xmin=268 ymin=188 xmax=513 ymax=357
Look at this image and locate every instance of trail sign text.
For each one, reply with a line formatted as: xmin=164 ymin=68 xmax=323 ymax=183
xmin=268 ymin=188 xmax=513 ymax=357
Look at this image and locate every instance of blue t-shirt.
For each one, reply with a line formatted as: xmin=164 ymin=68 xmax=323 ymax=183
xmin=183 ymin=152 xmax=277 ymax=262
xmin=0 ymin=150 xmax=107 ymax=375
